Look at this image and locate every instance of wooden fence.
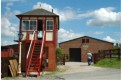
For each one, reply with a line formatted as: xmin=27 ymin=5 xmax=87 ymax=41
xmin=93 ymin=49 xmax=121 ymax=64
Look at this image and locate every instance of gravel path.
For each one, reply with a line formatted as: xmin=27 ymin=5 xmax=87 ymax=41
xmin=2 ymin=62 xmax=120 ymax=80
xmin=58 ymin=62 xmax=103 ymax=74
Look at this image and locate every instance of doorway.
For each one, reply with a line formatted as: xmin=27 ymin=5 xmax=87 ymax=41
xmin=69 ymin=48 xmax=81 ymax=62
xmin=37 ymin=20 xmax=43 ymax=40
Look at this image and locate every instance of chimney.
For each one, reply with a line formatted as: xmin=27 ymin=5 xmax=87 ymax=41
xmin=52 ymin=9 xmax=53 ymax=13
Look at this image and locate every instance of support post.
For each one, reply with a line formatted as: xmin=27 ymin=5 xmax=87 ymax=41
xmin=18 ymin=41 xmax=22 ymax=75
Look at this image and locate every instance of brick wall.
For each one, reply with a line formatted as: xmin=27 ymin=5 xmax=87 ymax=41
xmin=45 ymin=42 xmax=56 ymax=71
xmin=59 ymin=36 xmax=113 ymax=62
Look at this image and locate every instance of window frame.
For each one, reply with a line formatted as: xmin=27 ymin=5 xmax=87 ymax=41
xmin=22 ymin=20 xmax=37 ymax=31
xmin=86 ymin=39 xmax=89 ymax=43
xmin=82 ymin=39 xmax=85 ymax=43
xmin=46 ymin=20 xmax=54 ymax=31
xmin=82 ymin=38 xmax=89 ymax=43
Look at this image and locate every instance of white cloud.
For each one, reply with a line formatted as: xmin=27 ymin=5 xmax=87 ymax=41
xmin=103 ymin=36 xmax=116 ymax=43
xmin=1 ymin=1 xmax=21 ymax=37
xmin=94 ymin=31 xmax=104 ymax=35
xmin=103 ymin=36 xmax=121 ymax=44
xmin=1 ymin=17 xmax=17 ymax=37
xmin=1 ymin=1 xmax=21 ymax=46
xmin=33 ymin=2 xmax=79 ymax=21
xmin=87 ymin=7 xmax=121 ymax=26
xmin=58 ymin=28 xmax=84 ymax=42
xmin=33 ymin=2 xmax=121 ymax=26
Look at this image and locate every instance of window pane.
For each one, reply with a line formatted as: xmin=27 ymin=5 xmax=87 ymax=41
xmin=86 ymin=39 xmax=89 ymax=43
xmin=47 ymin=25 xmax=53 ymax=30
xmin=47 ymin=26 xmax=49 ymax=30
xmin=30 ymin=21 xmax=36 ymax=30
xmin=49 ymin=21 xmax=53 ymax=25
xmin=82 ymin=39 xmax=85 ymax=43
xmin=46 ymin=20 xmax=53 ymax=30
xmin=22 ymin=21 xmax=29 ymax=30
xmin=30 ymin=21 xmax=36 ymax=25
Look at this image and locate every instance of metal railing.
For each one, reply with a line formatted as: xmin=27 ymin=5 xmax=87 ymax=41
xmin=26 ymin=31 xmax=36 ymax=59
xmin=40 ymin=31 xmax=46 ymax=59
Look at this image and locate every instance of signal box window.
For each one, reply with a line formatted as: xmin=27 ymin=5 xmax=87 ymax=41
xmin=46 ymin=20 xmax=53 ymax=30
xmin=22 ymin=20 xmax=37 ymax=30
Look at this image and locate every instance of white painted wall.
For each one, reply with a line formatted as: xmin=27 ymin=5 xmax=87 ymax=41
xmin=46 ymin=32 xmax=53 ymax=41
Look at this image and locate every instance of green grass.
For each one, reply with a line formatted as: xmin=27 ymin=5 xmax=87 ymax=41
xmin=94 ymin=58 xmax=121 ymax=69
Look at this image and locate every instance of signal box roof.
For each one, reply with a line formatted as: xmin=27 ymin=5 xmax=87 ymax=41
xmin=16 ymin=8 xmax=59 ymax=17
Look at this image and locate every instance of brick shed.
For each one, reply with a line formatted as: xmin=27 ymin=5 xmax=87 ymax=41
xmin=59 ymin=36 xmax=113 ymax=62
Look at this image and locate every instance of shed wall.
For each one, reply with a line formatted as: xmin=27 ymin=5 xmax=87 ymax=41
xmin=60 ymin=37 xmax=113 ymax=62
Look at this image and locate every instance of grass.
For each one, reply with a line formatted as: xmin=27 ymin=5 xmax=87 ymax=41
xmin=94 ymin=58 xmax=121 ymax=69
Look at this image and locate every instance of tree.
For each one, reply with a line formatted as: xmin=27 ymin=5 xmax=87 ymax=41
xmin=113 ymin=43 xmax=121 ymax=49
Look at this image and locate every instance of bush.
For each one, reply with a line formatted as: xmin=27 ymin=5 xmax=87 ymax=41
xmin=56 ymin=48 xmax=65 ymax=65
xmin=94 ymin=58 xmax=121 ymax=68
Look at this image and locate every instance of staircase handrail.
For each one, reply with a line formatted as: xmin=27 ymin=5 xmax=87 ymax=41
xmin=26 ymin=30 xmax=36 ymax=59
xmin=40 ymin=30 xmax=46 ymax=59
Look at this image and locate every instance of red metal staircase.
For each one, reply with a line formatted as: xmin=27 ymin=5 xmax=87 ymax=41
xmin=26 ymin=31 xmax=46 ymax=77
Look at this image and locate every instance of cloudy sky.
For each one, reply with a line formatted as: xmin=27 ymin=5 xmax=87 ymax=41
xmin=1 ymin=0 xmax=121 ymax=46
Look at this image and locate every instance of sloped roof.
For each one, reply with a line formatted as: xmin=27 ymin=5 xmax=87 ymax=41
xmin=16 ymin=8 xmax=59 ymax=17
xmin=59 ymin=36 xmax=114 ymax=44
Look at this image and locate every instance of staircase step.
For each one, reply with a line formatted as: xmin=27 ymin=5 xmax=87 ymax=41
xmin=31 ymin=60 xmax=39 ymax=63
xmin=30 ymin=66 xmax=40 ymax=68
xmin=29 ymin=67 xmax=39 ymax=71
xmin=30 ymin=64 xmax=40 ymax=67
xmin=32 ymin=55 xmax=39 ymax=58
xmin=33 ymin=53 xmax=40 ymax=55
xmin=28 ymin=69 xmax=38 ymax=72
xmin=26 ymin=39 xmax=44 ymax=77
xmin=28 ymin=72 xmax=39 ymax=76
xmin=34 ymin=50 xmax=40 ymax=52
xmin=32 ymin=57 xmax=39 ymax=59
xmin=34 ymin=47 xmax=41 ymax=49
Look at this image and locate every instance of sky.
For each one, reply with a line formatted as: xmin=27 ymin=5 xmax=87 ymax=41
xmin=1 ymin=0 xmax=121 ymax=46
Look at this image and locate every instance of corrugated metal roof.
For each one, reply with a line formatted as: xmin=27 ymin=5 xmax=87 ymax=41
xmin=16 ymin=8 xmax=59 ymax=17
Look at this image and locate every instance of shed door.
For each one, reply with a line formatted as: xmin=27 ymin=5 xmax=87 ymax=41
xmin=69 ymin=48 xmax=81 ymax=62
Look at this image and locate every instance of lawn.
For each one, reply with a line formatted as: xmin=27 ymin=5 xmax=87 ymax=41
xmin=94 ymin=58 xmax=121 ymax=69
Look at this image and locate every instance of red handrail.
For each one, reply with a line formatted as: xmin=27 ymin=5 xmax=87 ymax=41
xmin=38 ymin=30 xmax=46 ymax=75
xmin=26 ymin=31 xmax=36 ymax=77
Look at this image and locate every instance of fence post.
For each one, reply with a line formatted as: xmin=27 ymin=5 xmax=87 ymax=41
xmin=63 ymin=54 xmax=65 ymax=65
xmin=93 ymin=54 xmax=95 ymax=64
xmin=99 ymin=50 xmax=101 ymax=61
xmin=109 ymin=49 xmax=112 ymax=58
xmin=118 ymin=49 xmax=121 ymax=59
